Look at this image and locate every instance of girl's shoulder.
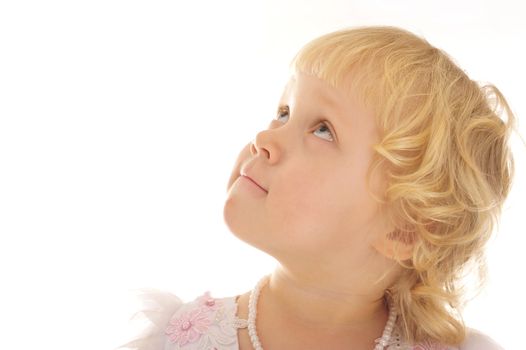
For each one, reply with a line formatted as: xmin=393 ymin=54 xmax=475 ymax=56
xmin=116 ymin=288 xmax=246 ymax=350
xmin=458 ymin=327 xmax=504 ymax=350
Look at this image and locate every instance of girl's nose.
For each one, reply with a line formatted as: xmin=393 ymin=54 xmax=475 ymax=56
xmin=250 ymin=129 xmax=281 ymax=165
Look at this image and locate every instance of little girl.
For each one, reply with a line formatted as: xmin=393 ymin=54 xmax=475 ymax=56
xmin=117 ymin=26 xmax=515 ymax=350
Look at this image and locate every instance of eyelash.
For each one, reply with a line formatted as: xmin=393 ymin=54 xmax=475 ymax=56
xmin=275 ymin=106 xmax=335 ymax=142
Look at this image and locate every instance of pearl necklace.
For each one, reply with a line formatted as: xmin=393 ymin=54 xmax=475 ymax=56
xmin=247 ymin=275 xmax=398 ymax=350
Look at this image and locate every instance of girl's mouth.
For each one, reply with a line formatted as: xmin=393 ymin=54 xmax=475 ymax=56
xmin=241 ymin=175 xmax=268 ymax=193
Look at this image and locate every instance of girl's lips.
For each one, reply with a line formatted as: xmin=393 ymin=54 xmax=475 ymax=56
xmin=241 ymin=175 xmax=268 ymax=193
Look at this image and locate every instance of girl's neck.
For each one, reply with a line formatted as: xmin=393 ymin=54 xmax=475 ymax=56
xmin=235 ymin=269 xmax=393 ymax=350
xmin=265 ymin=268 xmax=389 ymax=332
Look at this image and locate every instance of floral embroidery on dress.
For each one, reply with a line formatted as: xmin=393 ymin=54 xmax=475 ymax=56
xmin=165 ymin=306 xmax=213 ymax=346
xmin=163 ymin=292 xmax=244 ymax=349
xmin=197 ymin=291 xmax=224 ymax=312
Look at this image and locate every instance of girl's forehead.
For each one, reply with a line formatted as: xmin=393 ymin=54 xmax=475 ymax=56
xmin=280 ymin=72 xmax=352 ymax=111
xmin=279 ymin=74 xmax=296 ymax=98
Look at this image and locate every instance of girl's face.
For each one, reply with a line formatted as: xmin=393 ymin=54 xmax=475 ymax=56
xmin=223 ymin=71 xmax=392 ymax=275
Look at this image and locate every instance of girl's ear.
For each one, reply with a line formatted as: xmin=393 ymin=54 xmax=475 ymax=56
xmin=372 ymin=227 xmax=417 ymax=261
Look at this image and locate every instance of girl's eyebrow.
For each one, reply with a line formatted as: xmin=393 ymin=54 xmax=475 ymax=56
xmin=280 ymin=84 xmax=340 ymax=110
xmin=280 ymin=82 xmax=351 ymax=127
xmin=319 ymin=92 xmax=341 ymax=114
xmin=316 ymin=92 xmax=351 ymax=128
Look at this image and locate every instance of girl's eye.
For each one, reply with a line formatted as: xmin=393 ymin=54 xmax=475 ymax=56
xmin=275 ymin=106 xmax=335 ymax=142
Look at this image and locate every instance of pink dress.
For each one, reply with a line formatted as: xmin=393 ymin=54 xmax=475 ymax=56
xmin=116 ymin=288 xmax=504 ymax=350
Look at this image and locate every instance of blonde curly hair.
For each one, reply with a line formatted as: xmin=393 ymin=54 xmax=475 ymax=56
xmin=291 ymin=26 xmax=517 ymax=345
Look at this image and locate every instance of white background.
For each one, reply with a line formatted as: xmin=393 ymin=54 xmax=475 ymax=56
xmin=0 ymin=1 xmax=524 ymax=349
